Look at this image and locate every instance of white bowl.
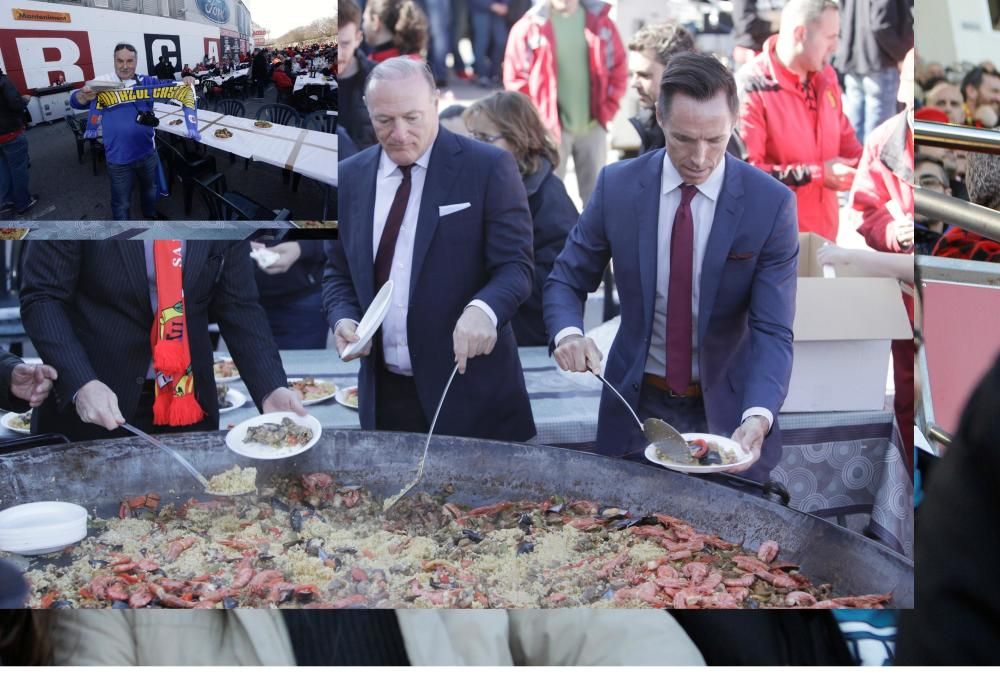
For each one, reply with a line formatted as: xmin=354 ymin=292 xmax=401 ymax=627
xmin=0 ymin=502 xmax=88 ymax=555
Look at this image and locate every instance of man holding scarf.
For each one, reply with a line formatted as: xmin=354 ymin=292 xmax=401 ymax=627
xmin=69 ymin=43 xmax=198 ymax=220
xmin=19 ymin=240 xmax=307 ymax=441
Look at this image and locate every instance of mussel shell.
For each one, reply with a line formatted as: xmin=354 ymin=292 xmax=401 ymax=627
xmin=516 ymin=541 xmax=535 ymax=555
xmin=461 ymin=529 xmax=485 ymax=543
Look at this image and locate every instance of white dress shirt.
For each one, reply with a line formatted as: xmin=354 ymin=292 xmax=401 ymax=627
xmin=556 ymin=153 xmax=772 ymax=432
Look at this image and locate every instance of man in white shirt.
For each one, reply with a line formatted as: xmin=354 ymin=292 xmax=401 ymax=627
xmin=544 ymin=53 xmax=798 ymax=481
xmin=324 ymin=57 xmax=536 ymax=442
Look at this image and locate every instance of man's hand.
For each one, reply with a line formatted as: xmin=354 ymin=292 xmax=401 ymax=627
xmin=553 ymin=334 xmax=603 ymax=374
xmin=76 ymin=86 xmax=97 ymax=104
xmin=895 ymin=219 xmax=915 ymax=249
xmin=490 ymin=2 xmax=509 ymax=15
xmin=728 ymin=416 xmax=769 ymax=474
xmin=10 ymin=363 xmax=58 ymax=408
xmin=334 ymin=320 xmax=371 ymax=361
xmin=75 ymin=379 xmax=125 ymax=431
xmin=823 ymin=158 xmax=856 ymax=191
xmin=262 ymin=387 xmax=308 ymax=417
xmin=258 ymin=242 xmax=301 ymax=275
xmin=974 ymin=104 xmax=999 ymax=128
xmin=453 ymin=306 xmax=496 ymax=375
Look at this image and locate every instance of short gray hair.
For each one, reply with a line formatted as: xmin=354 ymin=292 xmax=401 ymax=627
xmin=966 ymin=152 xmax=1000 ymax=210
xmin=781 ymin=0 xmax=839 ymax=29
xmin=364 ymin=56 xmax=436 ymax=98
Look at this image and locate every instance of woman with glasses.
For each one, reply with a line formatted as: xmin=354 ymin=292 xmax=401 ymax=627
xmin=463 ymin=91 xmax=577 ymax=346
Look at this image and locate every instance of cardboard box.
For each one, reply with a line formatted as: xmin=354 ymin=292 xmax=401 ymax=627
xmin=782 ymin=234 xmax=913 ymax=412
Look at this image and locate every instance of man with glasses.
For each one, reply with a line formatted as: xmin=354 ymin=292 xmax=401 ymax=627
xmin=914 ymin=156 xmax=951 ymax=255
xmin=69 ymin=43 xmax=197 ymax=220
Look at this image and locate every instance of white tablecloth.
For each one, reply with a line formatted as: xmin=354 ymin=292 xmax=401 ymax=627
xmin=293 ymin=74 xmax=336 ymax=93
xmin=200 ymin=66 xmax=251 ymax=86
xmin=153 ymin=102 xmax=337 ymax=187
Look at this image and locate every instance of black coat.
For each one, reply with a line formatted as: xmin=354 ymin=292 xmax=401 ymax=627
xmin=896 ymin=355 xmax=1000 ymax=664
xmin=834 ymin=0 xmax=913 ymax=75
xmin=338 ymin=53 xmax=377 ymax=149
xmin=253 ymin=239 xmax=326 ymax=302
xmin=514 ymin=159 xmax=576 ymax=346
xmin=19 ymin=241 xmax=288 ymax=441
xmin=0 ymin=75 xmax=26 ymax=136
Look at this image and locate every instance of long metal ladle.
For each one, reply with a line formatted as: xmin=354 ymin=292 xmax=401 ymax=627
xmin=383 ymin=363 xmax=460 ymax=512
xmin=592 ymin=373 xmax=691 ymax=462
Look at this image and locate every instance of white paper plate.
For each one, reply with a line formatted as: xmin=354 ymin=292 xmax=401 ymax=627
xmin=644 ymin=433 xmax=753 ymax=474
xmin=218 ymin=388 xmax=247 ymax=414
xmin=1 ymin=411 xmax=32 ymax=435
xmin=334 ymin=385 xmax=359 ymax=410
xmin=287 ymin=378 xmax=337 ymax=405
xmin=342 ymin=280 xmax=393 ymax=359
xmin=213 ymin=354 xmax=241 ymax=383
xmin=225 ymin=412 xmax=321 ymax=460
xmin=250 ymin=248 xmax=280 ymax=269
xmin=21 ymin=357 xmax=42 ymax=365
xmin=0 ymin=502 xmax=88 ymax=555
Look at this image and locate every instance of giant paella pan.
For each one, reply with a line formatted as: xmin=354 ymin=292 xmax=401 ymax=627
xmin=0 ymin=429 xmax=913 ymax=609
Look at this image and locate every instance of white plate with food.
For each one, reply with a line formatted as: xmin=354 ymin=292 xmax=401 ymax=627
xmin=216 ymin=385 xmax=247 ymax=414
xmin=213 ymin=354 xmax=241 ymax=383
xmin=287 ymin=377 xmax=337 ymax=405
xmin=1 ymin=410 xmax=32 ymax=435
xmin=644 ymin=433 xmax=753 ymax=474
xmin=334 ymin=385 xmax=359 ymax=410
xmin=225 ymin=412 xmax=321 ymax=460
xmin=342 ymin=280 xmax=393 ymax=359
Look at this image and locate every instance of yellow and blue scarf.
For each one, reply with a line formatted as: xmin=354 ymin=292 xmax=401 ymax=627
xmin=84 ymin=77 xmax=200 ymax=142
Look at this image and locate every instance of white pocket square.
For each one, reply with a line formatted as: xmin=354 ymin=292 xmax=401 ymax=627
xmin=439 ymin=202 xmax=471 ymax=217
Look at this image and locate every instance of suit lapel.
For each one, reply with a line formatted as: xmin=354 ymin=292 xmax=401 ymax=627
xmin=698 ymin=156 xmax=745 ymax=342
xmin=182 ymin=240 xmax=207 ymax=292
xmin=353 ymin=149 xmax=380 ymax=308
xmin=410 ymin=128 xmax=462 ymax=301
xmin=118 ymin=240 xmax=153 ymax=318
xmin=637 ymin=150 xmax=665 ymax=336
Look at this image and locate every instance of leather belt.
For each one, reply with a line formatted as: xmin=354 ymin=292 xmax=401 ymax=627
xmin=643 ymin=373 xmax=702 ymax=398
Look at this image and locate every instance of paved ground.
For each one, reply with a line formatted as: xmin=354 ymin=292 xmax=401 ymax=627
xmin=13 ymin=82 xmax=329 ymax=222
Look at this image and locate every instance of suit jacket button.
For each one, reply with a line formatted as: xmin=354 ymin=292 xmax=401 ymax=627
xmin=136 ymin=377 xmax=144 ymax=385
xmin=632 ymin=383 xmax=639 ymax=391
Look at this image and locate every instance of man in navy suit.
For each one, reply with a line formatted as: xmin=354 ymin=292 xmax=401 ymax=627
xmin=544 ymin=53 xmax=798 ymax=481
xmin=324 ymin=57 xmax=536 ymax=442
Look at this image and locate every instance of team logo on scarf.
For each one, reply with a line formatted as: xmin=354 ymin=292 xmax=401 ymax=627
xmin=84 ymin=82 xmax=201 ymax=141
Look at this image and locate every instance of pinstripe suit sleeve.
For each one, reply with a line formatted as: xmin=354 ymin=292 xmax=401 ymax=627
xmin=19 ymin=241 xmax=100 ymax=409
xmin=210 ymin=241 xmax=288 ymax=409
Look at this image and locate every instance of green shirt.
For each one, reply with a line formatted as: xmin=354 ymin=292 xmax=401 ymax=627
xmin=551 ymin=7 xmax=594 ymax=136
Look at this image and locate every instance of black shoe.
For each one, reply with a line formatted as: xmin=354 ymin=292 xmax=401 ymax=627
xmin=14 ymin=195 xmax=38 ymax=215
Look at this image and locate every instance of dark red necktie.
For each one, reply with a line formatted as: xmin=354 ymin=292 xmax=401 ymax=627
xmin=374 ymin=164 xmax=413 ymax=289
xmin=666 ymin=184 xmax=698 ymax=393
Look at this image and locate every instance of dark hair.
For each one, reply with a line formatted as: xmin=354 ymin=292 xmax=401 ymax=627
xmin=0 ymin=611 xmax=53 ymax=666
xmin=367 ymin=0 xmax=428 ymax=55
xmin=113 ymin=43 xmax=137 ymax=57
xmin=439 ymin=104 xmax=466 ymax=120
xmin=464 ymin=91 xmax=560 ymax=177
xmin=657 ymin=52 xmax=738 ymax=119
xmin=340 ymin=0 xmax=362 ymax=28
xmin=961 ymin=66 xmax=1000 ymax=102
xmin=627 ymin=21 xmax=695 ymax=66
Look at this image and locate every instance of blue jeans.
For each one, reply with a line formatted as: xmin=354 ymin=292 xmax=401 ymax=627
xmin=843 ymin=67 xmax=900 ymax=145
xmin=263 ymin=290 xmax=330 ymax=349
xmin=418 ymin=0 xmax=452 ymax=83
xmin=471 ymin=11 xmax=507 ymax=79
xmin=107 ymin=150 xmax=159 ymax=220
xmin=0 ymin=133 xmax=31 ymax=211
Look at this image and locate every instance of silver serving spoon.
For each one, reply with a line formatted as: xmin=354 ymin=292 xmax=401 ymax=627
xmin=121 ymin=423 xmax=254 ymax=497
xmin=383 ymin=363 xmax=460 ymax=512
xmin=592 ymin=373 xmax=691 ymax=463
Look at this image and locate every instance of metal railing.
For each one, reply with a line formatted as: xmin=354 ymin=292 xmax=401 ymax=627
xmin=914 ymin=119 xmax=1000 ymax=245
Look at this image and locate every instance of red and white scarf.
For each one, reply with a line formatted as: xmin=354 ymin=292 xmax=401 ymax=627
xmin=150 ymin=240 xmax=205 ymax=426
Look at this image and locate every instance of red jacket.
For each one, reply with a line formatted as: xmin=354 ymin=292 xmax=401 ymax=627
xmin=502 ymin=0 xmax=627 ymax=143
xmin=738 ymin=35 xmax=863 ymax=241
xmin=272 ymin=69 xmax=293 ymax=90
xmin=852 ymin=110 xmax=913 ymax=253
